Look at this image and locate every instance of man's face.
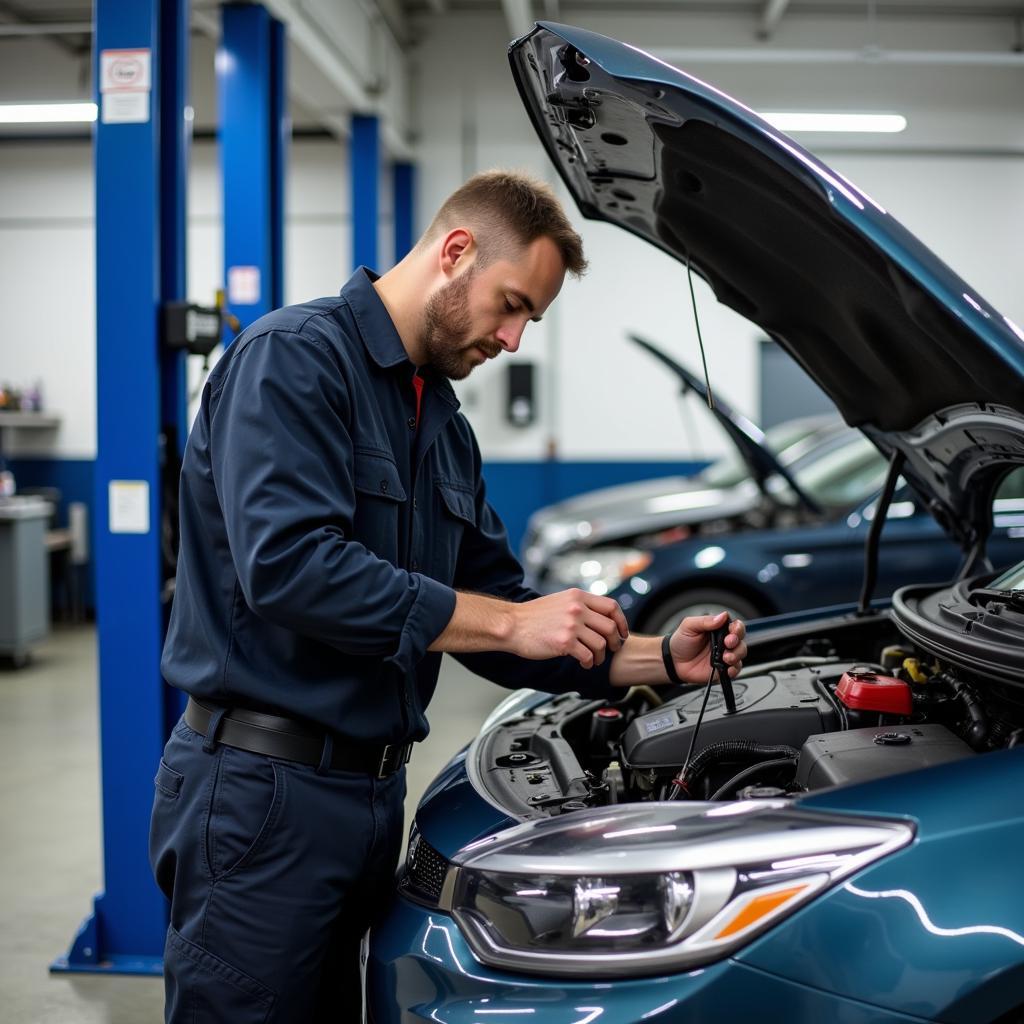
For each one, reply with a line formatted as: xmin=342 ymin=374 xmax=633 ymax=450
xmin=420 ymin=235 xmax=566 ymax=380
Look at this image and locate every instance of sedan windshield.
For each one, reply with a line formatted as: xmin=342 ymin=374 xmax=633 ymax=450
xmin=990 ymin=561 xmax=1024 ymax=592
xmin=768 ymin=433 xmax=888 ymax=510
xmin=699 ymin=419 xmax=837 ymax=488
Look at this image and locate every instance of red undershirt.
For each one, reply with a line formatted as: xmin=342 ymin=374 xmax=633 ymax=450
xmin=412 ymin=371 xmax=425 ymax=429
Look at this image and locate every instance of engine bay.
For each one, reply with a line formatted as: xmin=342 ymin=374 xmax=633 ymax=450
xmin=473 ymin=607 xmax=1024 ymax=819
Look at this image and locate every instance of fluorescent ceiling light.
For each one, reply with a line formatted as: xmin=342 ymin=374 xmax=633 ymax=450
xmin=761 ymin=112 xmax=907 ymax=133
xmin=0 ymin=102 xmax=97 ymax=124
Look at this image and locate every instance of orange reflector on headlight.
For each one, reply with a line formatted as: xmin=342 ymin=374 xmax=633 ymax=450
xmin=620 ymin=553 xmax=653 ymax=578
xmin=712 ymin=883 xmax=812 ymax=939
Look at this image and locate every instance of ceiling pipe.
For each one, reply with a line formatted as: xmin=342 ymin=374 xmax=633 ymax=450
xmin=501 ymin=0 xmax=534 ymax=41
xmin=0 ymin=21 xmax=91 ymax=36
xmin=261 ymin=0 xmax=413 ymax=159
xmin=757 ymin=0 xmax=791 ymax=40
xmin=192 ymin=9 xmax=392 ymax=157
xmin=654 ymin=47 xmax=1024 ymax=67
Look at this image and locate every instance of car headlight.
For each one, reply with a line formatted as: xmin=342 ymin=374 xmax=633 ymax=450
xmin=442 ymin=802 xmax=912 ymax=977
xmin=547 ymin=547 xmax=653 ymax=595
xmin=478 ymin=688 xmax=547 ymax=734
xmin=523 ymin=519 xmax=595 ymax=570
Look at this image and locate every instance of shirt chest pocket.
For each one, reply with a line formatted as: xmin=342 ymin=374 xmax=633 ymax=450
xmin=352 ymin=449 xmax=407 ymax=560
xmin=430 ymin=478 xmax=476 ymax=583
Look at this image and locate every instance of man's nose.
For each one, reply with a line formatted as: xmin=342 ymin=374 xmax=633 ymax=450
xmin=495 ymin=321 xmax=526 ymax=353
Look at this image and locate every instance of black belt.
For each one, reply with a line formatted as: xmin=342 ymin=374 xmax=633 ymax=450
xmin=184 ymin=698 xmax=412 ymax=778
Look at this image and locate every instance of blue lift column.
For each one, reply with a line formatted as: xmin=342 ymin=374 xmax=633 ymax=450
xmin=220 ymin=4 xmax=288 ymax=331
xmin=351 ymin=114 xmax=380 ymax=270
xmin=393 ymin=161 xmax=416 ymax=262
xmin=53 ymin=0 xmax=190 ymax=976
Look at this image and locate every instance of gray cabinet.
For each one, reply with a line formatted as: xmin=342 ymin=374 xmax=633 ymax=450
xmin=0 ymin=498 xmax=52 ymax=665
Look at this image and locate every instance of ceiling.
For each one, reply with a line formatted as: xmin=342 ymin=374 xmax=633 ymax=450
xmin=0 ymin=0 xmax=1022 ymax=149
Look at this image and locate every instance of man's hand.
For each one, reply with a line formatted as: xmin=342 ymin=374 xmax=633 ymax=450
xmin=668 ymin=610 xmax=747 ymax=684
xmin=510 ymin=590 xmax=629 ymax=668
xmin=430 ymin=589 xmax=628 ymax=670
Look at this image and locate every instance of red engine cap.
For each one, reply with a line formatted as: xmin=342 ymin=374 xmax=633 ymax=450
xmin=596 ymin=707 xmax=623 ymax=719
xmin=836 ymin=670 xmax=912 ymax=716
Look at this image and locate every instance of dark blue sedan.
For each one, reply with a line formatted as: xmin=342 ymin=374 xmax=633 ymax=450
xmin=609 ymin=469 xmax=1024 ymax=632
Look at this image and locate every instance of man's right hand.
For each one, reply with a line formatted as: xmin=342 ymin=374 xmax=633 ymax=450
xmin=429 ymin=588 xmax=629 ymax=668
xmin=508 ymin=589 xmax=629 ymax=668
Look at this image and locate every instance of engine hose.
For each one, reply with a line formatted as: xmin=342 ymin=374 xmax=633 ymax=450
xmin=708 ymin=757 xmax=798 ymax=802
xmin=949 ymin=678 xmax=990 ymax=751
xmin=673 ymin=740 xmax=800 ymax=799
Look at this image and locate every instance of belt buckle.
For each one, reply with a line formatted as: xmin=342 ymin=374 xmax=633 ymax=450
xmin=377 ymin=743 xmax=407 ymax=778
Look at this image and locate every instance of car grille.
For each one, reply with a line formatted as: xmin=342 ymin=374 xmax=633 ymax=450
xmin=402 ymin=831 xmax=449 ymax=906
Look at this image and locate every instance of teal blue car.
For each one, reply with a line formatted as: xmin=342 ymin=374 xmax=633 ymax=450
xmin=367 ymin=22 xmax=1024 ymax=1024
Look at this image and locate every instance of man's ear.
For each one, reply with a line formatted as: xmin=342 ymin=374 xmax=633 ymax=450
xmin=439 ymin=228 xmax=476 ymax=277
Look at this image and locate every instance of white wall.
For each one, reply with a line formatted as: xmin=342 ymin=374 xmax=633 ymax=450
xmin=0 ymin=143 xmax=96 ymax=458
xmin=410 ymin=10 xmax=1024 ymax=462
xmin=0 ymin=135 xmax=371 ymax=459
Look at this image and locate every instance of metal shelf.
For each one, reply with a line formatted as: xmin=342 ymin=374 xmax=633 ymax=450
xmin=0 ymin=411 xmax=60 ymax=429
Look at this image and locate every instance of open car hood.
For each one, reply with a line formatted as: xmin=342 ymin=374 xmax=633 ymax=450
xmin=629 ymin=333 xmax=820 ymax=513
xmin=509 ymin=23 xmax=1024 ymax=559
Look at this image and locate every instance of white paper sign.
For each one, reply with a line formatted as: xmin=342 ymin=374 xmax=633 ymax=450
xmin=100 ymin=49 xmax=151 ymax=124
xmin=102 ymin=91 xmax=150 ymax=124
xmin=100 ymin=49 xmax=152 ymax=92
xmin=109 ymin=480 xmax=150 ymax=535
xmin=228 ymin=265 xmax=262 ymax=305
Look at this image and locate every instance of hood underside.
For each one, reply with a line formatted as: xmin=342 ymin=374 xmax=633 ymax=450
xmin=509 ymin=23 xmax=1024 ymax=549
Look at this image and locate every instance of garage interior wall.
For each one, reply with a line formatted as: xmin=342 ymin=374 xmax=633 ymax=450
xmin=2 ymin=6 xmax=1024 ymax=562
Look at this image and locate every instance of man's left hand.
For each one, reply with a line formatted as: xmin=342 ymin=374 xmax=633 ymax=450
xmin=668 ymin=610 xmax=747 ymax=684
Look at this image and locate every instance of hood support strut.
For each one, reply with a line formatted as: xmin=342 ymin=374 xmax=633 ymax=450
xmin=858 ymin=449 xmax=906 ymax=615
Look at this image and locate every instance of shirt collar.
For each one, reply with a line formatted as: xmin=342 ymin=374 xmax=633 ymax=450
xmin=341 ymin=266 xmax=409 ymax=370
xmin=340 ymin=266 xmax=460 ymax=409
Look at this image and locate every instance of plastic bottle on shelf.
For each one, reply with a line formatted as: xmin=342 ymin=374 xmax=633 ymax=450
xmin=24 ymin=381 xmax=43 ymax=412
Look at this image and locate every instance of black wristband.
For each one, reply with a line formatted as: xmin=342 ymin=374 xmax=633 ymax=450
xmin=661 ymin=633 xmax=683 ymax=685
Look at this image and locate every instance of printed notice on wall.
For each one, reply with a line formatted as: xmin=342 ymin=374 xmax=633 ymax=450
xmin=101 ymin=92 xmax=149 ymax=124
xmin=109 ymin=480 xmax=150 ymax=534
xmin=228 ymin=265 xmax=261 ymax=306
xmin=100 ymin=48 xmax=151 ymax=124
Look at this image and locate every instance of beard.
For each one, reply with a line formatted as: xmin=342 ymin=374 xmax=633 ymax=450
xmin=420 ymin=269 xmax=502 ymax=380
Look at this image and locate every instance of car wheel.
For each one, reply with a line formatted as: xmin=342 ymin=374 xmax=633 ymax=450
xmin=644 ymin=588 xmax=761 ymax=634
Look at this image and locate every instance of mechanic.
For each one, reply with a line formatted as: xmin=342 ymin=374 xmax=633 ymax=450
xmin=150 ymin=170 xmax=747 ymax=1023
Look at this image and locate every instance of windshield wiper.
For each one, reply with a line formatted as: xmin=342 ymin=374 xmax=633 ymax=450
xmin=967 ymin=588 xmax=1024 ymax=613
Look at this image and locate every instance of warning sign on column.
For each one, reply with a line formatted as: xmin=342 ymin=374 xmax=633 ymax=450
xmin=100 ymin=48 xmax=151 ymax=124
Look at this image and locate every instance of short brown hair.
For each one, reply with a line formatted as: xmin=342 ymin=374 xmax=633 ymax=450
xmin=420 ymin=170 xmax=587 ymax=277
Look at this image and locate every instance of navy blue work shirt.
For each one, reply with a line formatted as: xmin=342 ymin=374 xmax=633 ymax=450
xmin=162 ymin=268 xmax=616 ymax=744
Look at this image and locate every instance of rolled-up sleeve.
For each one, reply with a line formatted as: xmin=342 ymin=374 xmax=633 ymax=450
xmin=450 ymin=439 xmax=617 ymax=698
xmin=209 ymin=329 xmax=456 ymax=675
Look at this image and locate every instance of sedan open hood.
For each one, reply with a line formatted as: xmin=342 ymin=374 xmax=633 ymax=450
xmin=629 ymin=333 xmax=820 ymax=513
xmin=509 ymin=24 xmax=1024 ymax=558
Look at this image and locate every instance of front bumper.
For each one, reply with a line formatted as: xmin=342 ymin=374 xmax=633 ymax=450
xmin=366 ymin=893 xmax=934 ymax=1024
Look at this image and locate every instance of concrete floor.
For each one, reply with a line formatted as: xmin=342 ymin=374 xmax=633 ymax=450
xmin=0 ymin=625 xmax=508 ymax=1023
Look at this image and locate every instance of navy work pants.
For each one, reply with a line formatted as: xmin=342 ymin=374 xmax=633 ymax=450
xmin=149 ymin=715 xmax=406 ymax=1022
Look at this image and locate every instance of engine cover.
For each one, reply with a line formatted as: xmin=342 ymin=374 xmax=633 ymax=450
xmin=621 ymin=665 xmax=845 ymax=769
xmin=796 ymin=724 xmax=973 ymax=790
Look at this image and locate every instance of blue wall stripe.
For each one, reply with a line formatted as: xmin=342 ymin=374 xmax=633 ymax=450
xmin=483 ymin=459 xmax=708 ymax=554
xmin=8 ymin=457 xmax=707 ymax=614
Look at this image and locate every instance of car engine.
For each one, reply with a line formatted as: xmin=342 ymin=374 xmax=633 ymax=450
xmin=471 ymin=598 xmax=1024 ymax=818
